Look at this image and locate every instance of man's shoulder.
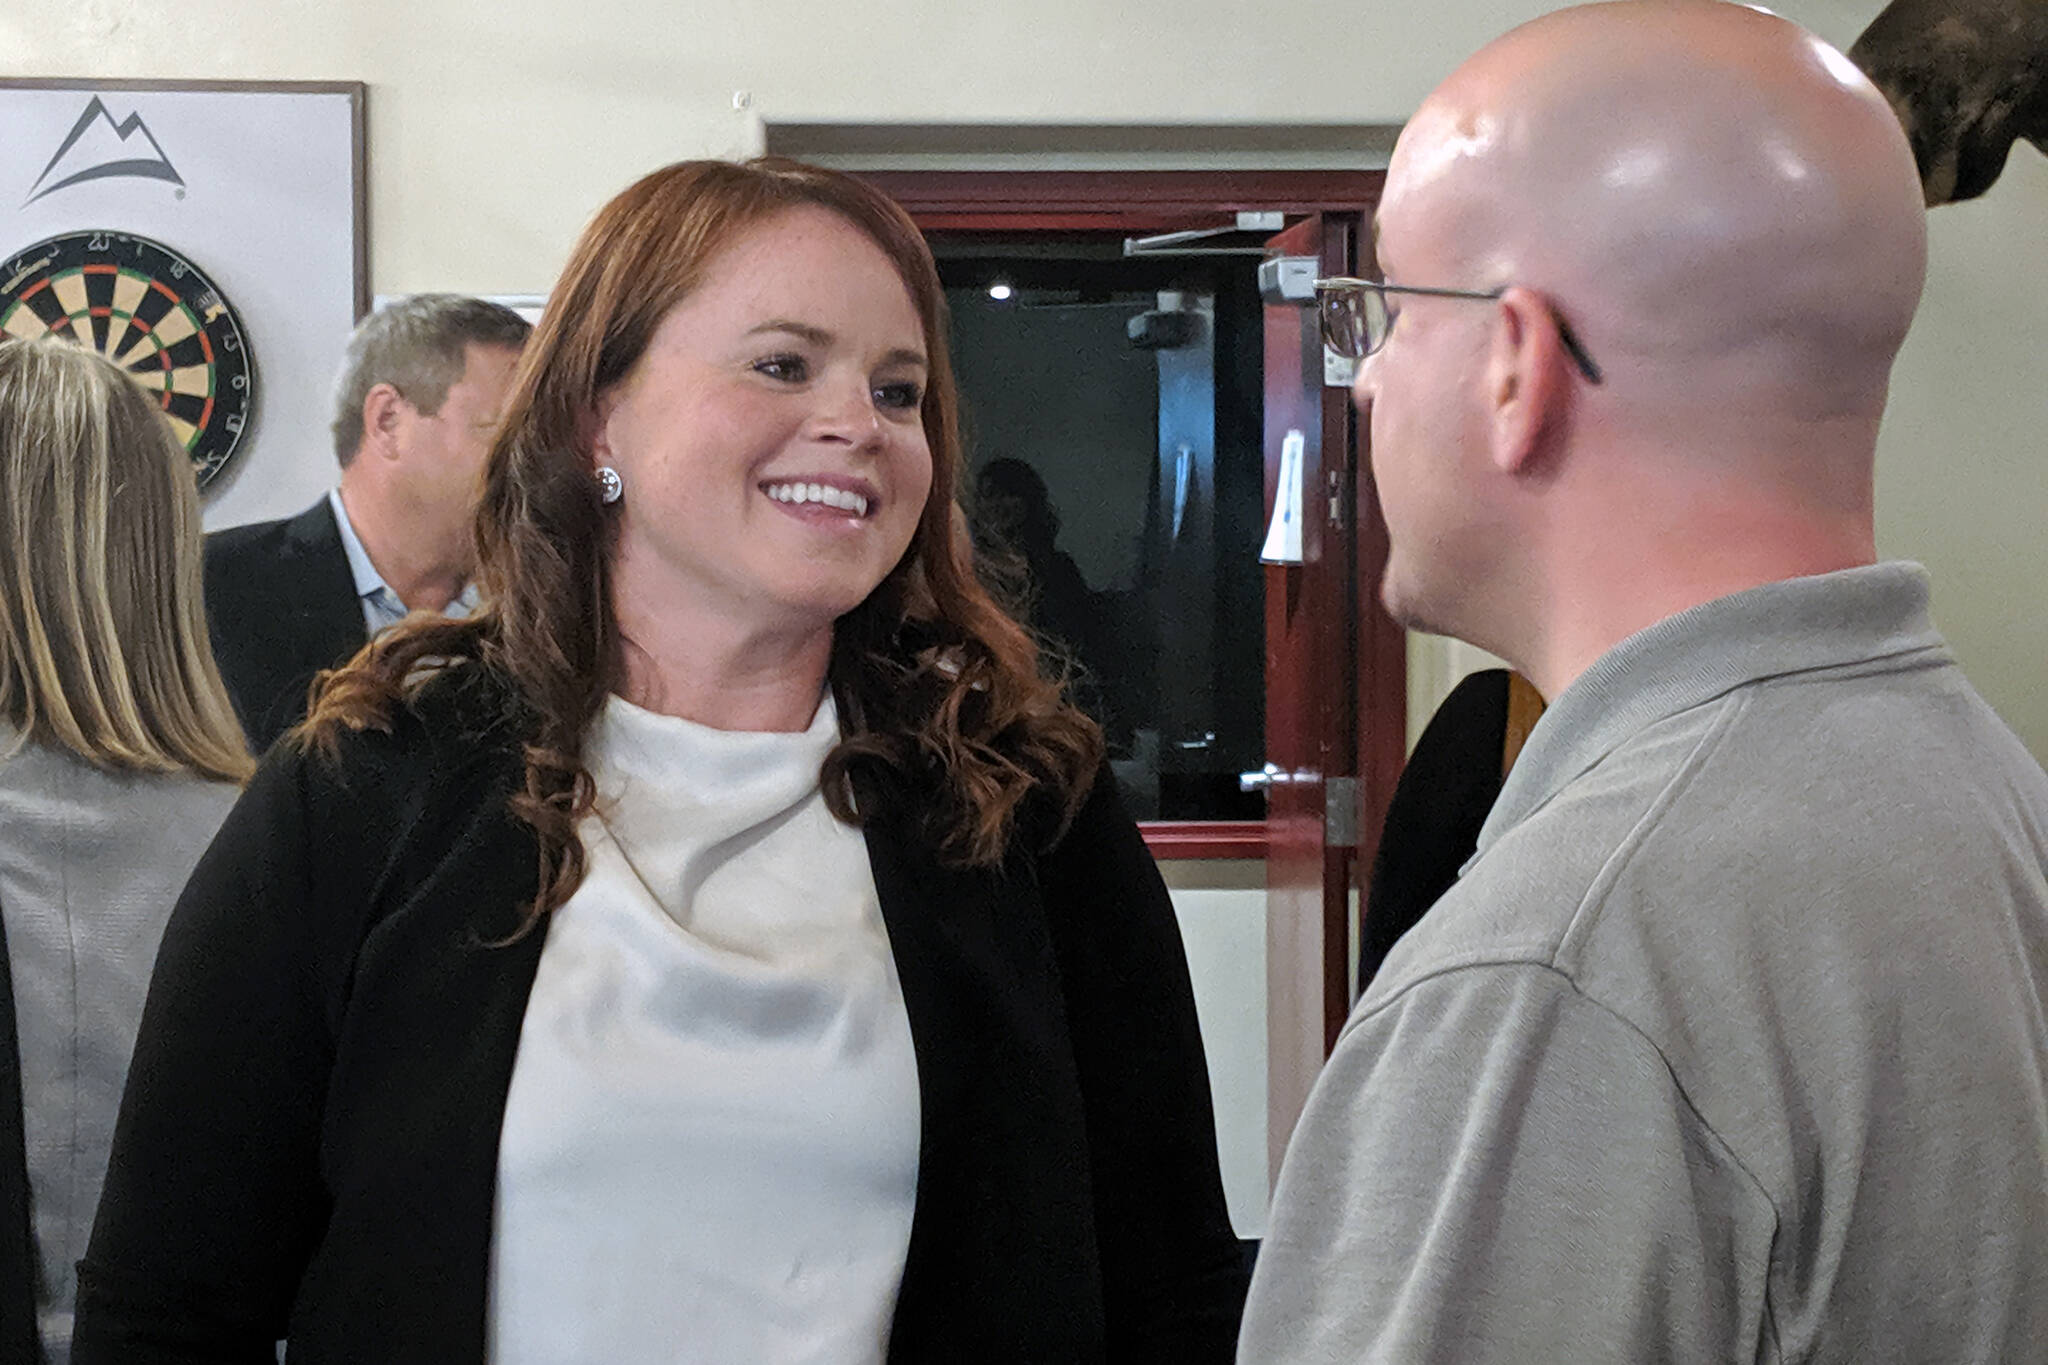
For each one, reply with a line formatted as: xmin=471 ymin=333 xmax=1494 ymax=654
xmin=1379 ymin=653 xmax=2046 ymax=984
xmin=1373 ymin=654 xmax=2048 ymax=1091
xmin=203 ymin=512 xmax=292 ymax=556
xmin=1610 ymin=656 xmax=2048 ymax=904
xmin=205 ymin=497 xmax=340 ymax=567
xmin=1369 ymin=694 xmax=1732 ymax=998
xmin=202 ymin=499 xmax=352 ymax=637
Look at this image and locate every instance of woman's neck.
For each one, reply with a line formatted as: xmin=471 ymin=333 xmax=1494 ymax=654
xmin=611 ymin=587 xmax=833 ymax=733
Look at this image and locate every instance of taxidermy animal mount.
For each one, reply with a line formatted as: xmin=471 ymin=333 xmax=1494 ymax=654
xmin=1850 ymin=0 xmax=2048 ymax=204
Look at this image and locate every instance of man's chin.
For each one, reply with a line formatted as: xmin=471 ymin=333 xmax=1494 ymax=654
xmin=1379 ymin=571 xmax=1443 ymax=638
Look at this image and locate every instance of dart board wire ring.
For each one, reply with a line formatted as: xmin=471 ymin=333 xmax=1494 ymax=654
xmin=0 ymin=229 xmax=257 ymax=490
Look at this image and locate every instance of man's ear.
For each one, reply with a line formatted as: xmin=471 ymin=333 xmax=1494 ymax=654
xmin=1485 ymin=287 xmax=1571 ymax=476
xmin=360 ymin=383 xmax=410 ymax=463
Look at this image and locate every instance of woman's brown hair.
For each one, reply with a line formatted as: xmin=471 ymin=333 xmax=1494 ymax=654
xmin=0 ymin=336 xmax=254 ymax=783
xmin=308 ymin=157 xmax=1103 ymax=925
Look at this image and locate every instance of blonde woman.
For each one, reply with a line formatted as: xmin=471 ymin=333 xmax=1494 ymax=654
xmin=0 ymin=336 xmax=251 ymax=1364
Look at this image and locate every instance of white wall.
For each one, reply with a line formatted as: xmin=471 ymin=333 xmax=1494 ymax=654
xmin=1160 ymin=863 xmax=1268 ymax=1237
xmin=1875 ymin=151 xmax=2048 ymax=760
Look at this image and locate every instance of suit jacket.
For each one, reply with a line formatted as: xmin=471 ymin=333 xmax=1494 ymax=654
xmin=73 ymin=666 xmax=1248 ymax=1363
xmin=203 ymin=498 xmax=367 ymax=753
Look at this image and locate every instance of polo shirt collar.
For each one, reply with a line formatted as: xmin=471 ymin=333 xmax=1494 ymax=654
xmin=1468 ymin=562 xmax=1947 ymax=870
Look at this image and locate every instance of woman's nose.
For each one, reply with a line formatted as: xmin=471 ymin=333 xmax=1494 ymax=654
xmin=811 ymin=378 xmax=884 ymax=445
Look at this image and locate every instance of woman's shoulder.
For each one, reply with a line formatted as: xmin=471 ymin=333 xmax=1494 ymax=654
xmin=0 ymin=728 xmax=241 ymax=808
xmin=1032 ymin=760 xmax=1124 ymax=860
xmin=0 ymin=735 xmax=239 ymax=903
xmin=289 ymin=660 xmax=527 ymax=782
xmin=256 ymin=663 xmax=532 ymax=870
xmin=222 ymin=662 xmax=532 ymax=910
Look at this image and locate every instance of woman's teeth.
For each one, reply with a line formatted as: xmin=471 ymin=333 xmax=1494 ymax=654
xmin=765 ymin=482 xmax=869 ymax=517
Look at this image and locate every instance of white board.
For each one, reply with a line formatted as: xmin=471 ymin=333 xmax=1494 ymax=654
xmin=0 ymin=81 xmax=365 ymax=531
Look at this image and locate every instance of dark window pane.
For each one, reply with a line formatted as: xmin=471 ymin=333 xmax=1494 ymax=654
xmin=938 ymin=240 xmax=1266 ymax=821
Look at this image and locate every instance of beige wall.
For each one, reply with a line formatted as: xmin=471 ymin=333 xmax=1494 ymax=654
xmin=10 ymin=0 xmax=1567 ymax=292
xmin=14 ymin=0 xmax=2039 ymax=760
xmin=18 ymin=0 xmax=2042 ymax=1242
xmin=1158 ymin=860 xmax=1267 ymax=1234
xmin=1402 ymin=144 xmax=2048 ymax=757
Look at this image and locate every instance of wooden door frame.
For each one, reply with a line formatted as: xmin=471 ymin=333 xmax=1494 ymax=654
xmin=863 ymin=168 xmax=1401 ymax=867
xmin=1260 ymin=210 xmax=1359 ymax=1177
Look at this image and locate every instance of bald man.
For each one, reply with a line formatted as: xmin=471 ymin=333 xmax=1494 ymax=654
xmin=1241 ymin=4 xmax=2048 ymax=1362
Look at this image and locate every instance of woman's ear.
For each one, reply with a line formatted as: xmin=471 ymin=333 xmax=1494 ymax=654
xmin=580 ymin=389 xmax=618 ymax=469
xmin=1484 ymin=286 xmax=1571 ymax=476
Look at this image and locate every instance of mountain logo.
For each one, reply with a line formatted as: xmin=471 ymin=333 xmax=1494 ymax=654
xmin=24 ymin=97 xmax=186 ymax=206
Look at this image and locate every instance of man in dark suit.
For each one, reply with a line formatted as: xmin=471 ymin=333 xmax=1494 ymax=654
xmin=205 ymin=295 xmax=530 ymax=750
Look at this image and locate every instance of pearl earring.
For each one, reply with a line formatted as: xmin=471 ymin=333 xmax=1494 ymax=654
xmin=596 ymin=466 xmax=623 ymax=504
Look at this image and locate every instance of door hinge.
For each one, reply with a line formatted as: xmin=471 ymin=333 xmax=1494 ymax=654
xmin=1258 ymin=255 xmax=1318 ymax=305
xmin=1325 ymin=776 xmax=1360 ymax=847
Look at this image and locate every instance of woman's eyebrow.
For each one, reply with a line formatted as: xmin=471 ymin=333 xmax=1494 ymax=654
xmin=747 ymin=320 xmax=926 ymax=369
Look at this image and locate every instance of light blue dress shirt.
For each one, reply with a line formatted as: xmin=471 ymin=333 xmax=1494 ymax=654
xmin=327 ymin=488 xmax=480 ymax=634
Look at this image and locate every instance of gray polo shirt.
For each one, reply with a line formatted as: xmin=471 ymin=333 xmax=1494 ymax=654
xmin=1241 ymin=564 xmax=2048 ymax=1364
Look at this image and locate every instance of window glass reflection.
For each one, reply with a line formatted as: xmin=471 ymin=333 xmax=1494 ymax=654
xmin=938 ymin=241 xmax=1266 ymax=821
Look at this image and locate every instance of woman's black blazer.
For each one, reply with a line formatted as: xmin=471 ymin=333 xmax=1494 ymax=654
xmin=72 ymin=667 xmax=1248 ymax=1363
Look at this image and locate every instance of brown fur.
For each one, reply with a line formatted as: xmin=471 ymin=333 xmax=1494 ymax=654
xmin=1851 ymin=0 xmax=2048 ymax=203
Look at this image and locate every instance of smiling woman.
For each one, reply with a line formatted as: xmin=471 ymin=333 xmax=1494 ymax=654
xmin=589 ymin=203 xmax=938 ymax=727
xmin=73 ymin=158 xmax=1248 ymax=1364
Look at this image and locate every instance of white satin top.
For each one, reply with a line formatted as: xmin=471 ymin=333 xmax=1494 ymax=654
xmin=489 ymin=693 xmax=920 ymax=1364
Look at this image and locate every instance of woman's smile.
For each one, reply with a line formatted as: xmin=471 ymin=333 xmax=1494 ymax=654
xmin=760 ymin=474 xmax=878 ymax=522
xmin=593 ymin=203 xmax=934 ymax=635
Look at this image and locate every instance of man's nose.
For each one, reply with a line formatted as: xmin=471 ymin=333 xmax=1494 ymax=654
xmin=1350 ymin=352 xmax=1379 ymax=416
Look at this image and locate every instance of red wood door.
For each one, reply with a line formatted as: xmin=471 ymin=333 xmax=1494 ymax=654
xmin=865 ymin=170 xmax=1400 ymax=1186
xmin=1261 ymin=214 xmax=1360 ymax=1175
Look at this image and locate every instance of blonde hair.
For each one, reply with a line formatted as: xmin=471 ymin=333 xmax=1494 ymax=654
xmin=0 ymin=336 xmax=253 ymax=783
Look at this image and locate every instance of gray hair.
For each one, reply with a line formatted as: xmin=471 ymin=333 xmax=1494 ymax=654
xmin=330 ymin=294 xmax=531 ymax=466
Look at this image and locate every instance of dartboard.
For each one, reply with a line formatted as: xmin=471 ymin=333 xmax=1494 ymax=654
xmin=0 ymin=230 xmax=256 ymax=487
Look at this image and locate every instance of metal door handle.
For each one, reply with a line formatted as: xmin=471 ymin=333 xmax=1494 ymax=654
xmin=1239 ymin=762 xmax=1285 ymax=793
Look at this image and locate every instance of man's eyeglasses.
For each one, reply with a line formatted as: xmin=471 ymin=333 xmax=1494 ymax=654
xmin=1313 ymin=277 xmax=1604 ymax=385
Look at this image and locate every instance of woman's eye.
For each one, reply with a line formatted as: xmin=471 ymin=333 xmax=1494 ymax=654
xmin=873 ymin=381 xmax=923 ymax=412
xmin=753 ymin=354 xmax=809 ymax=383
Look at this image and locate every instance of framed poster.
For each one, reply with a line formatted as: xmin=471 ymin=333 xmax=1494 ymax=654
xmin=0 ymin=79 xmax=365 ymax=529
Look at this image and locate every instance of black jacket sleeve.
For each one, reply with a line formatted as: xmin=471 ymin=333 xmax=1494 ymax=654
xmin=1360 ymin=668 xmax=1511 ymax=990
xmin=1035 ymin=768 xmax=1250 ymax=1360
xmin=73 ymin=747 xmax=342 ymax=1363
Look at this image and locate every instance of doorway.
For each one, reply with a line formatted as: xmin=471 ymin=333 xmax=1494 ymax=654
xmin=867 ymin=168 xmax=1402 ymax=1216
xmin=933 ymin=235 xmax=1267 ymax=824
